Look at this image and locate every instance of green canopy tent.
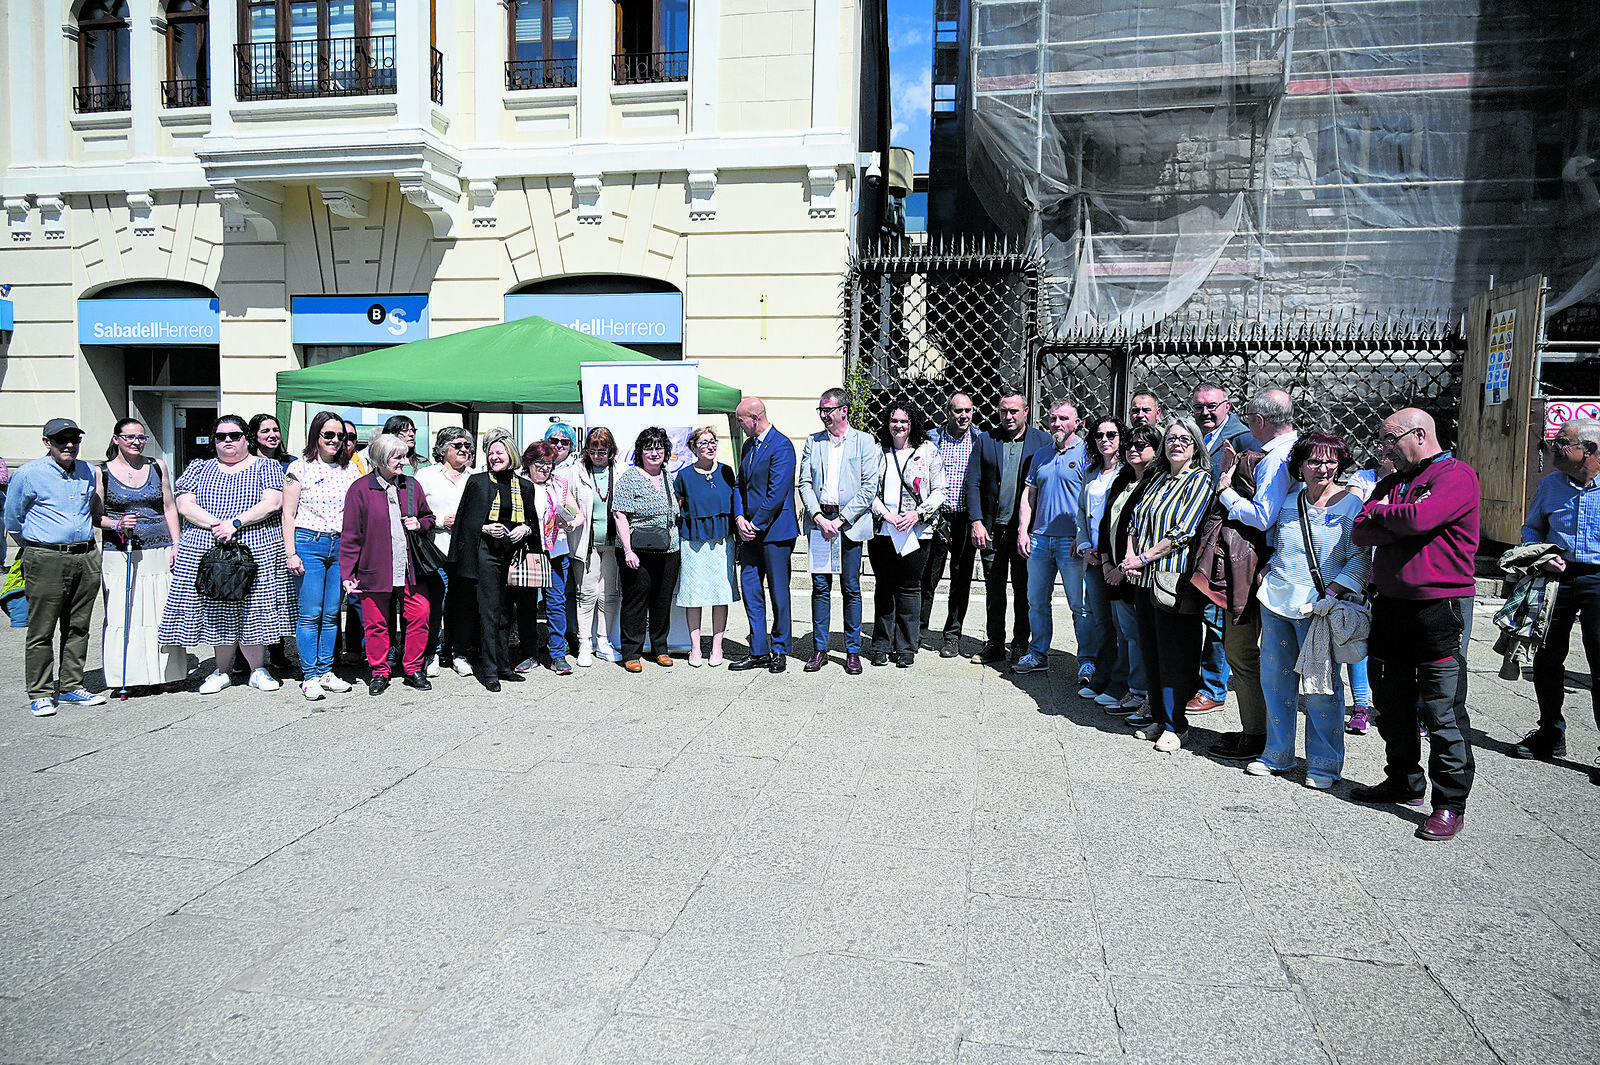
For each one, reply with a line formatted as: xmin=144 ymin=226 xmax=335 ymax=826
xmin=273 ymin=315 xmax=743 ymax=428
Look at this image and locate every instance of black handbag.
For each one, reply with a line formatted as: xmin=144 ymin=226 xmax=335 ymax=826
xmin=195 ymin=540 xmax=258 ymax=602
xmin=405 ymin=484 xmax=448 ymax=578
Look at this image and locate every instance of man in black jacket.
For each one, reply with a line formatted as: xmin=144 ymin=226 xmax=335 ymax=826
xmin=965 ymin=393 xmax=1052 ymax=664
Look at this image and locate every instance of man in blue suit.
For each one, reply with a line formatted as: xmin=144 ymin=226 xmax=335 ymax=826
xmin=731 ymin=397 xmax=799 ymax=673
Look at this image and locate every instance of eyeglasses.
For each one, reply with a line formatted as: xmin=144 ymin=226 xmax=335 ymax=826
xmin=586 ymin=447 xmax=611 ymax=456
xmin=1166 ymin=435 xmax=1195 ymax=446
xmin=1302 ymin=457 xmax=1340 ymax=469
xmin=641 ymin=446 xmax=666 ymax=454
xmin=1544 ymin=438 xmax=1585 ymax=453
xmin=117 ymin=434 xmax=148 ymax=443
xmin=1192 ymin=400 xmax=1228 ymax=413
xmin=1094 ymin=431 xmax=1119 ymax=440
xmin=531 ymin=461 xmax=555 ymax=471
xmin=1379 ymin=427 xmax=1423 ymax=449
xmin=817 ymin=404 xmax=845 ymax=414
xmin=214 ymin=431 xmax=246 ymax=442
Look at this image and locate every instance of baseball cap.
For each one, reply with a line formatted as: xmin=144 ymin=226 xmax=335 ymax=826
xmin=43 ymin=418 xmax=83 ymax=438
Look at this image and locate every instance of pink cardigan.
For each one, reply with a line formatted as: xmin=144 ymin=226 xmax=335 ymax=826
xmin=339 ymin=471 xmax=436 ymax=594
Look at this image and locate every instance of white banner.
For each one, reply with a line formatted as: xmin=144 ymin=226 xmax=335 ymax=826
xmin=580 ymin=361 xmax=701 ymax=473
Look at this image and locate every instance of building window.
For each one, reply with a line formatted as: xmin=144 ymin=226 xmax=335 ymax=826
xmin=163 ymin=0 xmax=210 ymax=108
xmin=75 ymin=0 xmax=132 ymax=113
xmin=236 ymin=0 xmax=397 ymax=101
xmin=613 ymin=0 xmax=688 ymax=85
xmin=507 ymin=0 xmax=578 ymax=90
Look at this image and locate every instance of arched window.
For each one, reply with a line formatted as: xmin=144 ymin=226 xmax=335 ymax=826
xmin=506 ymin=0 xmax=578 ymax=90
xmin=237 ymin=0 xmax=397 ymax=100
xmin=75 ymin=0 xmax=132 ymax=113
xmin=163 ymin=0 xmax=210 ymax=108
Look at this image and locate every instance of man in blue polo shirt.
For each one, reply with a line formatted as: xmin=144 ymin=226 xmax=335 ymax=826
xmin=1014 ymin=398 xmax=1092 ymax=677
xmin=1516 ymin=416 xmax=1600 ymax=777
xmin=3 ymin=418 xmax=107 ymax=717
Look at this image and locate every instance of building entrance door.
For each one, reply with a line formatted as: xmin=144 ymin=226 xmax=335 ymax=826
xmin=127 ymin=387 xmax=219 ymax=474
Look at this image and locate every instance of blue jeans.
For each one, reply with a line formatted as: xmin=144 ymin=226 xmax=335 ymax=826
xmin=1346 ymin=658 xmax=1371 ymax=707
xmin=1199 ymin=601 xmax=1229 ymax=700
xmin=1260 ymin=610 xmax=1347 ymax=778
xmin=1112 ymin=597 xmax=1146 ymax=696
xmin=545 ymin=554 xmax=571 ymax=653
xmin=293 ymin=529 xmax=342 ymax=679
xmin=812 ymin=537 xmax=864 ymax=653
xmin=1026 ymin=535 xmax=1092 ymax=662
xmin=1082 ymin=563 xmax=1129 ymax=696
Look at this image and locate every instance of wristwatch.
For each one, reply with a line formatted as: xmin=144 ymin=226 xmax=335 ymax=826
xmin=231 ymin=518 xmax=243 ymax=530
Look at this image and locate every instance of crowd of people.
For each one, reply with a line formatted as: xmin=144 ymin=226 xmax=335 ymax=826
xmin=5 ymin=382 xmax=1599 ymax=842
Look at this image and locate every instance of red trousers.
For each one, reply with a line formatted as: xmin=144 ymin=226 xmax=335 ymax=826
xmin=360 ymin=582 xmax=429 ymax=677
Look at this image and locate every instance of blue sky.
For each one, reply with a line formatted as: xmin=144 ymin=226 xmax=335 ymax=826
xmin=887 ymin=0 xmax=934 ymax=173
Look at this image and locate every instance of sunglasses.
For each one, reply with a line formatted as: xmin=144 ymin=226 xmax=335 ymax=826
xmin=214 ymin=431 xmax=246 ymax=442
xmin=549 ymin=439 xmax=572 ymax=448
xmin=49 ymin=435 xmax=83 ymax=446
xmin=319 ymin=431 xmax=356 ymax=442
xmin=1094 ymin=431 xmax=1119 ymax=440
xmin=448 ymin=441 xmax=473 ymax=451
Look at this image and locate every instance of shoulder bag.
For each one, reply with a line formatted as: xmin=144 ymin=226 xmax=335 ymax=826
xmin=629 ymin=472 xmax=677 ymax=553
xmin=892 ymin=446 xmax=951 ymax=544
xmin=404 ymin=482 xmax=448 ymax=579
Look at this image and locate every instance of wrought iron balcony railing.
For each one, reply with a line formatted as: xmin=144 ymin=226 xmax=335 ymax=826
xmin=235 ymin=34 xmax=397 ymax=101
xmin=73 ymin=82 xmax=131 ymax=113
xmin=161 ymin=77 xmax=210 ymax=109
xmin=612 ymin=50 xmax=687 ymax=85
xmin=506 ymin=57 xmax=578 ymax=90
xmin=431 ymin=47 xmax=444 ymax=104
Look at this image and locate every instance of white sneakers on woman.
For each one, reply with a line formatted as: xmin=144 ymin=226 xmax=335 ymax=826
xmin=198 ymin=671 xmax=232 ymax=695
xmin=247 ymin=668 xmax=281 ymax=692
xmin=318 ymin=674 xmax=352 ymax=693
xmin=301 ymin=678 xmax=325 ymax=701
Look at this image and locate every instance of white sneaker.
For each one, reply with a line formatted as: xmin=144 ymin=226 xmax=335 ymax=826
xmin=1154 ymin=729 xmax=1187 ymax=754
xmin=198 ymin=671 xmax=232 ymax=695
xmin=425 ymin=655 xmax=441 ymax=678
xmin=452 ymin=658 xmax=474 ymax=677
xmin=595 ymin=642 xmax=620 ymax=662
xmin=1094 ymin=692 xmax=1121 ymax=708
xmin=576 ymin=648 xmax=594 ymax=667
xmin=248 ymin=668 xmax=281 ymax=692
xmin=301 ymin=678 xmax=325 ymax=701
xmin=318 ymin=673 xmax=352 ymax=693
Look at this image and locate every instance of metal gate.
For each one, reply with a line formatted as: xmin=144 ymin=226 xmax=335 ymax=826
xmin=843 ymin=240 xmax=1043 ymax=428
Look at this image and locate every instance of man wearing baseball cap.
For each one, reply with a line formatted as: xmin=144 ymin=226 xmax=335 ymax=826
xmin=3 ymin=418 xmax=107 ymax=716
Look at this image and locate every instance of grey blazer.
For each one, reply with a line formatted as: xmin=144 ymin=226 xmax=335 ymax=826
xmin=797 ymin=427 xmax=882 ymax=542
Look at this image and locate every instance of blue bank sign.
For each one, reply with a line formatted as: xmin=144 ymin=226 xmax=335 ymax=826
xmin=292 ymin=295 xmax=430 ymax=345
xmin=505 ymin=293 xmax=683 ymax=344
xmin=79 ymin=298 xmax=219 ymax=345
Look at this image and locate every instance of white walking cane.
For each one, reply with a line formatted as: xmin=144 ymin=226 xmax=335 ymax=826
xmin=115 ymin=533 xmax=138 ymax=701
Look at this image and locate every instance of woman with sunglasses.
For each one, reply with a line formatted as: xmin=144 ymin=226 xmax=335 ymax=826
xmin=568 ymin=427 xmax=622 ymax=666
xmin=158 ymin=414 xmax=293 ymax=694
xmin=1076 ymin=415 xmax=1132 ymax=707
xmin=416 ymin=427 xmax=477 ymax=677
xmin=280 ymin=411 xmax=363 ymax=700
xmin=96 ymin=418 xmax=185 ymax=691
xmin=1097 ymin=423 xmax=1163 ymax=719
xmin=1120 ymin=416 xmax=1213 ymax=751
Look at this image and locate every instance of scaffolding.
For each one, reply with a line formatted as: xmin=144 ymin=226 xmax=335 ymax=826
xmin=959 ymin=0 xmax=1600 ymax=335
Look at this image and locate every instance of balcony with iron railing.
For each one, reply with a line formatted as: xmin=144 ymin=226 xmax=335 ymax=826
xmin=506 ymin=56 xmax=578 ymax=90
xmin=431 ymin=47 xmax=444 ymax=104
xmin=162 ymin=77 xmax=210 ymax=109
xmin=612 ymin=50 xmax=687 ymax=85
xmin=73 ymin=82 xmax=131 ymax=113
xmin=235 ymin=34 xmax=397 ymax=101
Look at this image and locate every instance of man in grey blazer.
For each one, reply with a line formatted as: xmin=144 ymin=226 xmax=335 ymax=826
xmin=798 ymin=388 xmax=882 ymax=673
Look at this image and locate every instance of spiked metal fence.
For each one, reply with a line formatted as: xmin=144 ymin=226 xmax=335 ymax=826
xmin=1043 ymin=312 xmax=1465 ymax=462
xmin=843 ymin=239 xmax=1044 ymax=430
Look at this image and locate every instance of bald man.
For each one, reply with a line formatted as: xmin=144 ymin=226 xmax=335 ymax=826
xmin=1352 ymin=408 xmax=1480 ymax=841
xmin=730 ymin=398 xmax=799 ymax=673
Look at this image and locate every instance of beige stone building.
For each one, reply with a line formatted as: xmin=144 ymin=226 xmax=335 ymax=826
xmin=0 ymin=0 xmax=884 ymax=468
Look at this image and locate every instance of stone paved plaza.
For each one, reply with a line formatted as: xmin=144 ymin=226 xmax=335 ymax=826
xmin=0 ymin=594 xmax=1597 ymax=1065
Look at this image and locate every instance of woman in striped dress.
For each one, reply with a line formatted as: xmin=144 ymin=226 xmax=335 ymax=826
xmin=1249 ymin=432 xmax=1371 ymax=789
xmin=1120 ymin=416 xmax=1214 ymax=752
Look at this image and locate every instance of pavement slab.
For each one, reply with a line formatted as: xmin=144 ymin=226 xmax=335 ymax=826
xmin=0 ymin=596 xmax=1595 ymax=1063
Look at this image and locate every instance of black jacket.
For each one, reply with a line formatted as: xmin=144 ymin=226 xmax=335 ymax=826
xmin=447 ymin=471 xmax=538 ymax=581
xmin=965 ymin=425 xmax=1053 ymax=528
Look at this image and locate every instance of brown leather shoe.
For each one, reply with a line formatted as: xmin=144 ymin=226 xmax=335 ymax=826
xmin=1416 ymin=808 xmax=1465 ymax=841
xmin=804 ymin=651 xmax=827 ymax=672
xmin=844 ymin=653 xmax=863 ymax=675
xmin=1185 ymin=694 xmax=1226 ymax=714
xmin=655 ymin=654 xmax=674 ymax=668
xmin=624 ymin=659 xmax=643 ymax=673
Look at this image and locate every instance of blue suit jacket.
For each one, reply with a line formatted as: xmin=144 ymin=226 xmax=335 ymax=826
xmin=965 ymin=426 xmax=1053 ymax=529
xmin=738 ymin=428 xmax=799 ymax=543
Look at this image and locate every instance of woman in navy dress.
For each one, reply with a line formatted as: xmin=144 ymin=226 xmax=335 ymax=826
xmin=673 ymin=426 xmax=741 ymax=666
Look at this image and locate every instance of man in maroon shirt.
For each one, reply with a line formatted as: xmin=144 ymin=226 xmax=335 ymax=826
xmin=1351 ymin=408 xmax=1480 ymax=841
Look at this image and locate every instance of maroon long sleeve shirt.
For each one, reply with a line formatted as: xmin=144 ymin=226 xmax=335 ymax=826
xmin=1351 ymin=455 xmax=1480 ymax=600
